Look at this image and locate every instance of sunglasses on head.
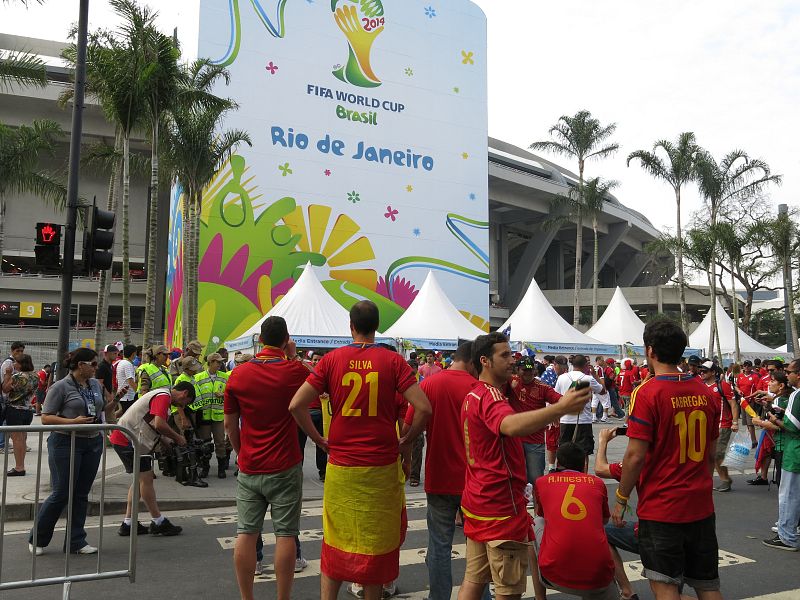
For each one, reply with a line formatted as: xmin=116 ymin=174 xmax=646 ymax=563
xmin=80 ymin=361 xmax=98 ymax=367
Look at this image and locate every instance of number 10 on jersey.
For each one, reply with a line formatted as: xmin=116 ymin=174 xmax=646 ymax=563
xmin=341 ymin=371 xmax=379 ymax=416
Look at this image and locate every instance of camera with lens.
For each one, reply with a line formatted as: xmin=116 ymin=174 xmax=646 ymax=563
xmin=160 ymin=430 xmax=214 ymax=488
xmin=766 ymin=405 xmax=785 ymax=420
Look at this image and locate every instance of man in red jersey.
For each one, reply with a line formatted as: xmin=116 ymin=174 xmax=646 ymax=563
xmin=534 ymin=442 xmax=615 ymax=599
xmin=699 ymin=361 xmax=739 ymax=493
xmin=617 ymin=359 xmax=638 ymax=413
xmin=402 ymin=341 xmax=477 ymax=600
xmin=736 ymin=360 xmax=760 ymax=448
xmin=224 ymin=316 xmax=310 ymax=600
xmin=612 ymin=319 xmax=722 ymax=600
xmin=290 ymin=301 xmax=431 ymax=600
xmin=419 ymin=352 xmax=443 ymax=379
xmin=458 ymin=332 xmax=590 ymax=600
xmin=506 ymin=358 xmax=561 ymax=492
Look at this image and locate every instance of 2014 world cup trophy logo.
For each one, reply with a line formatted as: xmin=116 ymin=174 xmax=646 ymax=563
xmin=331 ymin=0 xmax=385 ymax=88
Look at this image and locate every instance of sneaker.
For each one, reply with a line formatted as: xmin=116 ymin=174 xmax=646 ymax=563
xmin=621 ymin=595 xmax=640 ymax=600
xmin=526 ymin=500 xmax=534 ymax=509
xmin=118 ymin=521 xmax=149 ymax=536
xmin=713 ymin=481 xmax=732 ymax=492
xmin=149 ymin=518 xmax=182 ymax=536
xmin=600 ymin=417 xmax=609 ymax=423
xmin=254 ymin=560 xmax=263 ymax=576
xmin=747 ymin=476 xmax=768 ymax=486
xmin=348 ymin=582 xmax=365 ymax=598
xmin=762 ymin=536 xmax=798 ymax=551
xmin=295 ymin=557 xmax=308 ymax=573
xmin=74 ymin=545 xmax=98 ymax=555
xmin=772 ymin=524 xmax=779 ymax=533
xmin=382 ymin=580 xmax=397 ymax=598
xmin=28 ymin=543 xmax=44 ymax=556
xmin=591 ymin=417 xmax=598 ymax=424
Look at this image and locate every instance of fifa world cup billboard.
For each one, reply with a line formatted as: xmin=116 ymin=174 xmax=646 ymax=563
xmin=165 ymin=0 xmax=489 ymax=350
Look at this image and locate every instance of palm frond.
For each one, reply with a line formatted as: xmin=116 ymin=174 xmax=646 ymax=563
xmin=0 ymin=49 xmax=47 ymax=91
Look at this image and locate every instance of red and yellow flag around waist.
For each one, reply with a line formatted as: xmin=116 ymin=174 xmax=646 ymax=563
xmin=321 ymin=458 xmax=408 ymax=585
xmin=740 ymin=397 xmax=759 ymax=419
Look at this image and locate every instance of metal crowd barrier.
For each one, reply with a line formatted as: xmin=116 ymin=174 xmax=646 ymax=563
xmin=0 ymin=424 xmax=140 ymax=599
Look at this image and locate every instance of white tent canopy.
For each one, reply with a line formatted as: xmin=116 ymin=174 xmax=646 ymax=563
xmin=228 ymin=263 xmax=352 ymax=350
xmin=585 ymin=287 xmax=645 ymax=346
xmin=775 ymin=341 xmax=799 ymax=353
xmin=382 ymin=270 xmax=486 ymax=342
xmin=689 ymin=299 xmax=789 ymax=359
xmin=498 ymin=278 xmax=601 ymax=344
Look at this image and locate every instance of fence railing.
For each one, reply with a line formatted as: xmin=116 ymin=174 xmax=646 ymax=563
xmin=0 ymin=424 xmax=140 ymax=599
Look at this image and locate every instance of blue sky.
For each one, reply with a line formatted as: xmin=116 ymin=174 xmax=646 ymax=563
xmin=3 ymin=0 xmax=798 ymax=232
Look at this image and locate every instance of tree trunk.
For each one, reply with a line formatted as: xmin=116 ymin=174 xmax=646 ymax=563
xmin=142 ymin=120 xmax=159 ymax=347
xmin=731 ymin=265 xmax=741 ymax=363
xmin=675 ymin=187 xmax=688 ymax=332
xmin=191 ymin=191 xmax=200 ymax=341
xmin=181 ymin=188 xmax=191 ymax=345
xmin=707 ymin=267 xmax=717 ymax=360
xmin=122 ymin=134 xmax=131 ymax=344
xmin=786 ymin=257 xmax=799 ymax=358
xmin=0 ymin=198 xmax=5 ymax=271
xmin=592 ymin=215 xmax=599 ymax=324
xmin=573 ymin=212 xmax=583 ymax=327
xmin=93 ymin=132 xmax=122 ymax=349
xmin=743 ymin=292 xmax=754 ymax=332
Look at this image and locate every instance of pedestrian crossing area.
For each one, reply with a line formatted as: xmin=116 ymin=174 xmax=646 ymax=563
xmin=201 ymin=493 xmax=788 ymax=599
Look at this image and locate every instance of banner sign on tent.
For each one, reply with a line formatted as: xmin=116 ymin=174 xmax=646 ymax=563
xmin=226 ymin=335 xmax=398 ymax=351
xmin=623 ymin=345 xmax=703 ymax=358
xmin=399 ymin=338 xmax=461 ymax=351
xmin=514 ymin=342 xmax=620 ymax=356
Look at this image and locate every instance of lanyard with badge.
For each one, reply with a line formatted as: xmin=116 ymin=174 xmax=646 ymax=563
xmin=71 ymin=375 xmax=98 ymax=422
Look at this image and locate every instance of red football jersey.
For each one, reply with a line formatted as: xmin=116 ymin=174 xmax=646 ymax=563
xmin=706 ymin=380 xmax=734 ymax=428
xmin=618 ymin=370 xmax=637 ymax=395
xmin=737 ymin=372 xmax=759 ymax=398
xmin=505 ymin=376 xmax=561 ymax=444
xmin=461 ymin=381 xmax=529 ymax=542
xmin=627 ymin=373 xmax=720 ymax=523
xmin=224 ymin=348 xmax=308 ymax=474
xmin=306 ymin=343 xmax=416 ymax=467
xmin=757 ymin=373 xmax=771 ymax=393
xmin=405 ymin=369 xmax=476 ymax=495
xmin=534 ymin=472 xmax=614 ymax=590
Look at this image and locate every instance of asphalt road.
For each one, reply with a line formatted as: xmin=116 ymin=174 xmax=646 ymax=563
xmin=0 ymin=471 xmax=797 ymax=600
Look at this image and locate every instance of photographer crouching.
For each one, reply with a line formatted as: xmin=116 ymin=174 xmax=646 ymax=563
xmin=109 ymin=381 xmax=197 ymax=537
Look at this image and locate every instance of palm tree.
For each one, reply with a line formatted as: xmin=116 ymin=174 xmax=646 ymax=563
xmin=627 ymin=133 xmax=700 ymax=332
xmin=695 ymin=149 xmax=782 ymax=358
xmin=163 ymin=88 xmax=251 ymax=341
xmin=530 ymin=110 xmax=618 ymax=326
xmin=713 ymin=221 xmax=743 ymax=362
xmin=0 ymin=50 xmax=47 ymax=91
xmin=546 ymin=177 xmax=617 ymax=324
xmin=764 ymin=209 xmax=800 ymax=357
xmin=0 ymin=120 xmax=66 ymax=267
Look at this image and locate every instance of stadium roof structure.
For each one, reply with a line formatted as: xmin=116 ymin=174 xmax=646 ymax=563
xmin=585 ymin=287 xmax=645 ymax=346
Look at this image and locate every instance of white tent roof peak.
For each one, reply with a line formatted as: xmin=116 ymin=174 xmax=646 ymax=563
xmin=498 ymin=278 xmax=600 ymax=344
xmin=689 ymin=299 xmax=785 ymax=358
xmin=382 ymin=270 xmax=486 ymax=340
xmin=585 ymin=287 xmax=645 ymax=346
xmin=237 ymin=262 xmax=352 ymax=339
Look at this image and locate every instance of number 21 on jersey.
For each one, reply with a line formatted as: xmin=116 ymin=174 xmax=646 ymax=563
xmin=341 ymin=371 xmax=379 ymax=416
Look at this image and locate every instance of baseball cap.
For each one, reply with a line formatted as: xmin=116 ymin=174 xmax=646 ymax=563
xmin=606 ymin=358 xmax=615 ymax=365
xmin=181 ymin=356 xmax=202 ymax=373
xmin=701 ymin=360 xmax=715 ymax=370
xmin=519 ymin=359 xmax=535 ymax=370
xmin=103 ymin=344 xmax=118 ymax=353
xmin=206 ymin=352 xmax=223 ymax=363
xmin=687 ymin=355 xmax=701 ymax=366
xmin=151 ymin=344 xmax=169 ymax=356
xmin=114 ymin=341 xmax=124 ymax=351
xmin=185 ymin=340 xmax=203 ymax=355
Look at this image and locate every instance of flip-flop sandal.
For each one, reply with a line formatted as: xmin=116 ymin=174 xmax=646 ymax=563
xmin=409 ymin=480 xmax=419 ymax=487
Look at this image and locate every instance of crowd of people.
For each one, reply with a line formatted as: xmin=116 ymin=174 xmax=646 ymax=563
xmin=1 ymin=302 xmax=799 ymax=600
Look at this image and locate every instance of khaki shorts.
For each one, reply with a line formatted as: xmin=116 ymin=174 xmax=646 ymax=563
xmin=464 ymin=537 xmax=530 ymax=596
xmin=236 ymin=463 xmax=302 ymax=536
xmin=715 ymin=428 xmax=732 ymax=462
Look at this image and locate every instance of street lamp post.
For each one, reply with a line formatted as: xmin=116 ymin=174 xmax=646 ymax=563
xmin=56 ymin=0 xmax=90 ymax=379
xmin=779 ymin=204 xmax=795 ymax=357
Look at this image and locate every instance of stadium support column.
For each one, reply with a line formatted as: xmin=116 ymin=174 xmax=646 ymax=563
xmin=56 ymin=0 xmax=89 ymax=379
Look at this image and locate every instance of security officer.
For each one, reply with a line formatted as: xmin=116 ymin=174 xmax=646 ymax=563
xmin=171 ymin=356 xmax=203 ymax=435
xmin=138 ymin=345 xmax=171 ymax=395
xmin=169 ymin=340 xmax=204 ymax=379
xmin=194 ymin=352 xmax=230 ymax=478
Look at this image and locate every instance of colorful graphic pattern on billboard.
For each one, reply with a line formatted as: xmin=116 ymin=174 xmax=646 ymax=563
xmin=165 ymin=0 xmax=489 ymax=350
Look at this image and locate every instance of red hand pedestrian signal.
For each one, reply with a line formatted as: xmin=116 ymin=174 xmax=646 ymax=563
xmin=41 ymin=225 xmax=56 ymax=243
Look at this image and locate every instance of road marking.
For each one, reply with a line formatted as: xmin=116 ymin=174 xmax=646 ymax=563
xmin=203 ymin=499 xmax=428 ymax=526
xmin=217 ymin=519 xmax=430 ymax=550
xmin=740 ymin=592 xmax=800 ymax=600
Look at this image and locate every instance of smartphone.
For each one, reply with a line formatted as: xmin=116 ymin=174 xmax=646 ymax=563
xmin=574 ymin=380 xmax=590 ymax=391
xmin=615 ymin=426 xmax=628 ymax=436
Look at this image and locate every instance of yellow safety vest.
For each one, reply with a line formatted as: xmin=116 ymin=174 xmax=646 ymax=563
xmin=172 ymin=372 xmax=201 ymax=414
xmin=194 ymin=370 xmax=229 ymax=422
xmin=137 ymin=363 xmax=172 ymax=395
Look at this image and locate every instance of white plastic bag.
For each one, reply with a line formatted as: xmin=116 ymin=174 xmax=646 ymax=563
xmin=722 ymin=428 xmax=752 ymax=473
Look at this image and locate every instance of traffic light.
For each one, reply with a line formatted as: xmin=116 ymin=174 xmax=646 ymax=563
xmin=34 ymin=222 xmax=62 ymax=267
xmin=83 ymin=199 xmax=116 ymax=272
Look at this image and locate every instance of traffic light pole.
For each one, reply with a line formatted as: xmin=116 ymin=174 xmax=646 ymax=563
xmin=56 ymin=0 xmax=89 ymax=379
